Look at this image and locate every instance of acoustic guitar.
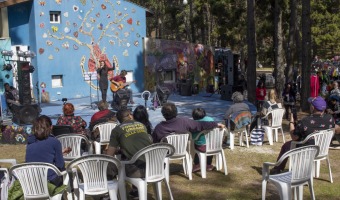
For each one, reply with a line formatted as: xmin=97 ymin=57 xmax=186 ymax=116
xmin=110 ymin=80 xmax=136 ymax=92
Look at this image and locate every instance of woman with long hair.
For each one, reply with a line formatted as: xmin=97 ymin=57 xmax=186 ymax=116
xmin=133 ymin=105 xmax=152 ymax=135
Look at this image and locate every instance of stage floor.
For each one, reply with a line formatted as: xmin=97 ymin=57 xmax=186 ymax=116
xmin=0 ymin=91 xmax=257 ymax=144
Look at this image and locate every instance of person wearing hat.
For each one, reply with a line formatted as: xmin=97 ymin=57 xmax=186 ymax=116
xmin=97 ymin=60 xmax=114 ymax=102
xmin=271 ymin=96 xmax=335 ymax=174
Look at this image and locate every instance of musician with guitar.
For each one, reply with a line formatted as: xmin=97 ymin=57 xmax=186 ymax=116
xmin=110 ymin=70 xmax=136 ymax=106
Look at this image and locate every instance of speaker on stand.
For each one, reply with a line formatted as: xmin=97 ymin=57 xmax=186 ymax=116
xmin=12 ymin=61 xmax=41 ymax=125
xmin=111 ymin=89 xmax=130 ymax=111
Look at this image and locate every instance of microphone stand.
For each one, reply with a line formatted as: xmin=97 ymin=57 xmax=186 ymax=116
xmin=36 ymin=81 xmax=40 ymax=106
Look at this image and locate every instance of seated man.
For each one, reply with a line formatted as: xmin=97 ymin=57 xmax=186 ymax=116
xmin=106 ymin=108 xmax=152 ymax=199
xmin=152 ymin=102 xmax=225 ymax=143
xmin=89 ymin=100 xmax=117 ymax=140
xmin=110 ymin=70 xmax=135 ymax=108
xmin=3 ymin=83 xmax=19 ymax=113
xmin=271 ymin=96 xmax=335 ymax=174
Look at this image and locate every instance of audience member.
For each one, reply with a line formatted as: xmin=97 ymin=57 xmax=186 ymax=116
xmin=191 ymin=108 xmax=215 ymax=172
xmin=271 ymin=96 xmax=335 ymax=174
xmin=250 ymin=89 xmax=282 ymax=131
xmin=282 ymin=82 xmax=296 ymax=120
xmin=329 ymin=81 xmax=340 ymax=97
xmin=326 ymin=95 xmax=340 ymax=124
xmin=26 ymin=115 xmax=71 ymax=186
xmin=133 ymin=105 xmax=152 ymax=135
xmin=152 ymin=102 xmax=225 ymax=143
xmin=255 ymin=80 xmax=266 ymax=111
xmin=4 ymin=83 xmax=19 ymax=112
xmin=224 ymin=91 xmax=250 ymax=120
xmin=56 ymin=103 xmax=87 ymax=135
xmin=106 ymin=108 xmax=152 ymax=199
xmin=89 ymin=101 xmax=117 ymax=139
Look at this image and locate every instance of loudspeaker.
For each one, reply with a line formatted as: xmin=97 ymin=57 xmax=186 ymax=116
xmin=17 ymin=61 xmax=31 ymax=105
xmin=220 ymin=85 xmax=244 ymax=101
xmin=11 ymin=104 xmax=41 ymax=125
xmin=112 ymin=90 xmax=130 ymax=110
xmin=157 ymin=86 xmax=171 ymax=104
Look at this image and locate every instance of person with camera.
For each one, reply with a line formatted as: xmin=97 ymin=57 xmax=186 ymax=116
xmin=271 ymin=96 xmax=335 ymax=174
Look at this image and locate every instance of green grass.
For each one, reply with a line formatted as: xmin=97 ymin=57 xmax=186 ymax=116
xmin=1 ymin=120 xmax=340 ymax=199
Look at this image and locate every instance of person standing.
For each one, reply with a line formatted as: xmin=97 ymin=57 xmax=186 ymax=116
xmin=97 ymin=60 xmax=114 ymax=102
xmin=255 ymin=81 xmax=266 ymax=111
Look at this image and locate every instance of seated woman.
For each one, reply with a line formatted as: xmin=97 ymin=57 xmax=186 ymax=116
xmin=192 ymin=108 xmax=215 ymax=172
xmin=26 ymin=115 xmax=71 ymax=186
xmin=56 ymin=103 xmax=87 ymax=135
xmin=133 ymin=105 xmax=152 ymax=135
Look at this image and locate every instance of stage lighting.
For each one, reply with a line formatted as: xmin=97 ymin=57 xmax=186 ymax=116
xmin=24 ymin=50 xmax=36 ymax=58
xmin=2 ymin=64 xmax=12 ymax=71
xmin=17 ymin=50 xmax=25 ymax=57
xmin=1 ymin=50 xmax=14 ymax=57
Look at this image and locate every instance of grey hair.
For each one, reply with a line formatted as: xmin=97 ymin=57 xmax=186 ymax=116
xmin=231 ymin=92 xmax=244 ymax=103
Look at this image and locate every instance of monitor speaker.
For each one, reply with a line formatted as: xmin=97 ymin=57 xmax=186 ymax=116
xmin=157 ymin=86 xmax=171 ymax=104
xmin=112 ymin=90 xmax=130 ymax=110
xmin=11 ymin=104 xmax=41 ymax=125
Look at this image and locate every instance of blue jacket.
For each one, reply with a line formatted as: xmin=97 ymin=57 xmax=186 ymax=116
xmin=25 ymin=135 xmax=65 ymax=181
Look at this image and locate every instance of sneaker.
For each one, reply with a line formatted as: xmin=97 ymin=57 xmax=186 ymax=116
xmin=207 ymin=165 xmax=215 ymax=171
xmin=129 ymin=190 xmax=139 ymax=200
xmin=270 ymin=168 xmax=281 ymax=175
xmin=192 ymin=164 xmax=200 ymax=173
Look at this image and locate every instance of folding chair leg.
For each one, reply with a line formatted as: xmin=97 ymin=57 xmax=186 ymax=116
xmin=164 ymin=179 xmax=174 ymax=200
xmin=221 ymin=151 xmax=228 ymax=175
xmin=199 ymin=153 xmax=207 ymax=178
xmin=153 ymin=182 xmax=162 ymax=200
xmin=185 ymin=153 xmax=192 ymax=180
xmin=314 ymin=160 xmax=321 ymax=178
xmin=261 ymin=180 xmax=267 ymax=200
xmin=165 ymin=158 xmax=170 ymax=184
xmin=280 ymin=127 xmax=285 ymax=143
xmin=229 ymin=133 xmax=235 ymax=150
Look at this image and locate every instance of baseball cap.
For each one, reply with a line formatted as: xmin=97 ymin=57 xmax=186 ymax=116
xmin=308 ymin=96 xmax=327 ymax=111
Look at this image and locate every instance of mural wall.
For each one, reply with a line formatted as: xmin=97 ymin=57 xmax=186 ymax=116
xmin=144 ymin=38 xmax=215 ymax=92
xmin=8 ymin=0 xmax=147 ymax=100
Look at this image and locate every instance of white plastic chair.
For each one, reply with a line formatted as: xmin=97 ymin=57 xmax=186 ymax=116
xmin=195 ymin=128 xmax=228 ymax=178
xmin=262 ymin=145 xmax=320 ymax=200
xmin=121 ymin=143 xmax=175 ymax=200
xmin=262 ymin=108 xmax=285 ymax=144
xmin=162 ymin=133 xmax=192 ymax=182
xmin=9 ymin=162 xmax=68 ymax=200
xmin=291 ymin=129 xmax=334 ymax=183
xmin=56 ymin=134 xmax=91 ymax=161
xmin=0 ymin=159 xmax=17 ymax=200
xmin=66 ymin=154 xmax=126 ymax=200
xmin=228 ymin=111 xmax=252 ymax=149
xmin=93 ymin=122 xmax=118 ymax=154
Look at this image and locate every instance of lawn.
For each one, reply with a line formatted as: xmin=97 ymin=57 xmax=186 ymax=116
xmin=1 ymin=120 xmax=340 ymax=200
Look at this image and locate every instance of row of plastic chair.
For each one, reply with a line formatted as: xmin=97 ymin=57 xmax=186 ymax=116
xmin=0 ymin=143 xmax=175 ymax=200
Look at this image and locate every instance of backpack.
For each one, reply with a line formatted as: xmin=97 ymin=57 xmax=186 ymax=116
xmin=250 ymin=128 xmax=265 ymax=146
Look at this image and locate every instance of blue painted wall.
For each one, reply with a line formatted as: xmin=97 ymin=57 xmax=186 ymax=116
xmin=8 ymin=0 xmax=147 ymax=101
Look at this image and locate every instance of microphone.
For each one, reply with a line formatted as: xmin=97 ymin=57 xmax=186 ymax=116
xmin=112 ymin=60 xmax=115 ymax=70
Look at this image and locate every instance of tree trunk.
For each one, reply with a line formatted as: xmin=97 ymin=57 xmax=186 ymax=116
xmin=301 ymin=0 xmax=312 ymax=112
xmin=247 ymin=0 xmax=257 ymax=104
xmin=285 ymin=0 xmax=296 ymax=83
xmin=274 ymin=0 xmax=285 ymax=99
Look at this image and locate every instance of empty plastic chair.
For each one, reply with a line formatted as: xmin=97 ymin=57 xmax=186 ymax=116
xmin=262 ymin=108 xmax=285 ymax=144
xmin=162 ymin=133 xmax=192 ymax=182
xmin=66 ymin=154 xmax=126 ymax=200
xmin=262 ymin=145 xmax=319 ymax=200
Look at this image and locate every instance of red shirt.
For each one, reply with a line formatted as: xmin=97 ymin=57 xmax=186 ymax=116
xmin=111 ymin=75 xmax=126 ymax=83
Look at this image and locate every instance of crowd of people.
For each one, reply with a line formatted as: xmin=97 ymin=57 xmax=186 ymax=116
xmin=6 ymin=69 xmax=340 ymax=199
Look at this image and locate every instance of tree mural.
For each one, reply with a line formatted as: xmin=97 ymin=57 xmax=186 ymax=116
xmin=39 ymin=0 xmax=142 ymax=89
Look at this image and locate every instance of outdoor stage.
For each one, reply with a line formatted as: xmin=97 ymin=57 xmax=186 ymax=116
xmin=0 ymin=91 xmax=257 ymax=144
